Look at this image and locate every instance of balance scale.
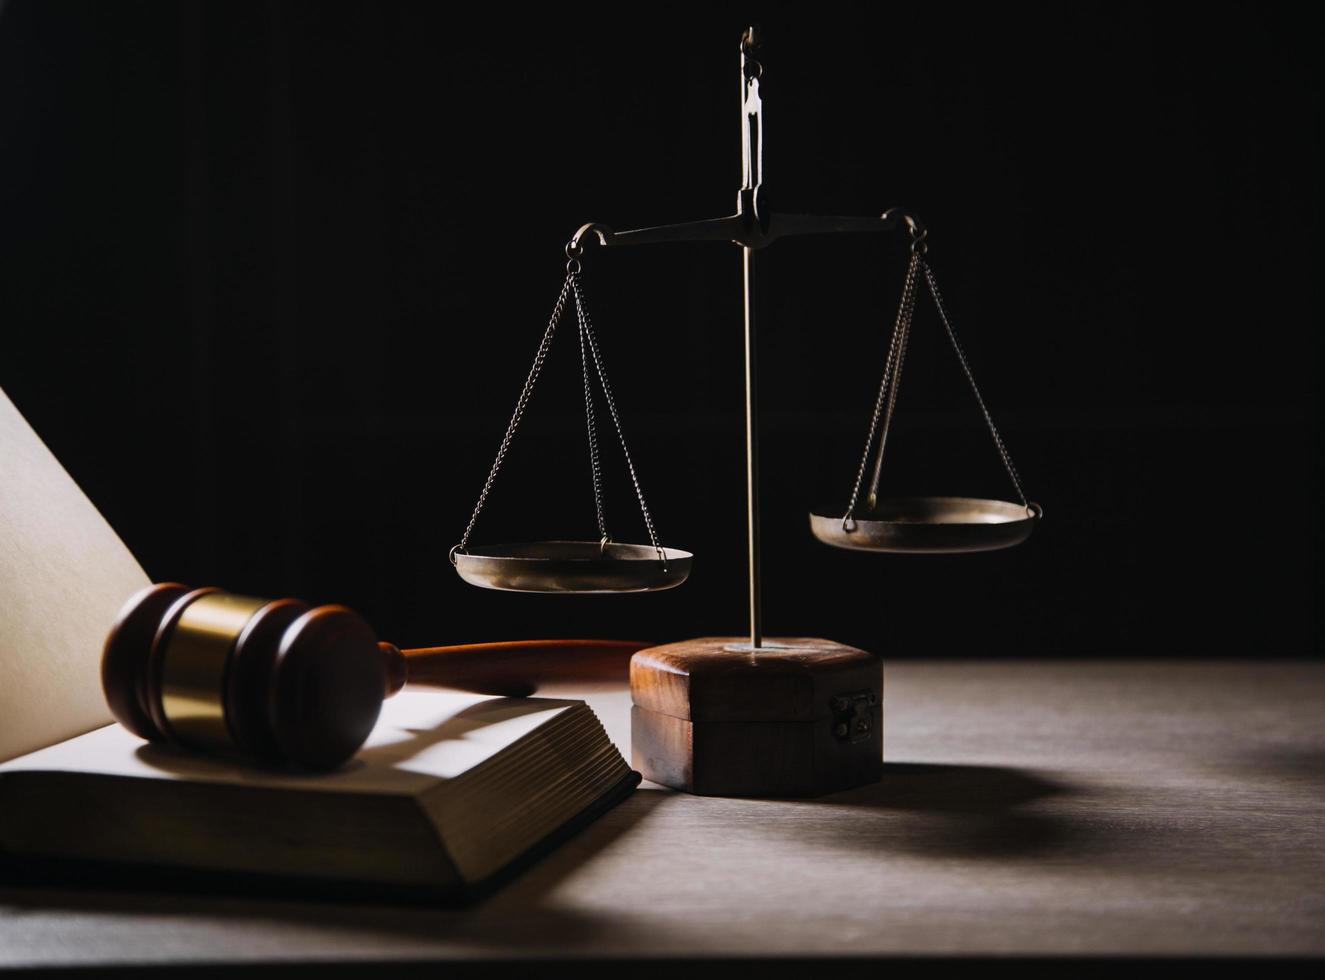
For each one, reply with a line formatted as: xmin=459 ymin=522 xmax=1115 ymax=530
xmin=448 ymin=29 xmax=1041 ymax=796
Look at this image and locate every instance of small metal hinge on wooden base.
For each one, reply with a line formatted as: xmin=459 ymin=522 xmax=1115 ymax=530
xmin=831 ymin=691 xmax=877 ymax=744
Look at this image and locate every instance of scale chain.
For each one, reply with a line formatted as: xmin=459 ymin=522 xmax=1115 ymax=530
xmin=921 ymin=259 xmax=1029 ymax=509
xmin=577 ymin=288 xmax=609 ymax=543
xmin=843 ymin=251 xmax=921 ymax=526
xmin=570 ymin=274 xmax=668 ymax=567
xmin=866 ymin=251 xmax=920 ymax=510
xmin=452 ymin=271 xmax=574 ymax=560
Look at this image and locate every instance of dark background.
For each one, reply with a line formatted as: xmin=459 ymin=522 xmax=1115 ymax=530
xmin=0 ymin=2 xmax=1317 ymax=657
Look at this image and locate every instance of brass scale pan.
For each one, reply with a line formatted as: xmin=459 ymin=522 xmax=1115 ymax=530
xmin=809 ymin=497 xmax=1041 ymax=555
xmin=454 ymin=541 xmax=692 ymax=594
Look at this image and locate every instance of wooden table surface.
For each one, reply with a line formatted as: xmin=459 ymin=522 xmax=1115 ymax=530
xmin=2 ymin=660 xmax=1322 ymax=968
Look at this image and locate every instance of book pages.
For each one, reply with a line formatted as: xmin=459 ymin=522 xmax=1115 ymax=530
xmin=0 ymin=388 xmax=148 ymax=762
xmin=0 ymin=691 xmax=582 ymax=795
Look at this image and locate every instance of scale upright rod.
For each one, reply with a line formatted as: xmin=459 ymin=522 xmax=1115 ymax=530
xmin=742 ymin=245 xmax=762 ymax=649
xmin=740 ymin=27 xmax=764 ymax=650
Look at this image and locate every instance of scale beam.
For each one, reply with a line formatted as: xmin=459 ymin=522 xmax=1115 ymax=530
xmin=570 ymin=208 xmax=919 ymax=255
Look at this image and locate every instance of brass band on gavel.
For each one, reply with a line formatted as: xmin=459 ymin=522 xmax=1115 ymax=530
xmin=157 ymin=593 xmax=270 ymax=751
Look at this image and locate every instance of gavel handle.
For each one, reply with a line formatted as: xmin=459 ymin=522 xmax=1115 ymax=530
xmin=379 ymin=639 xmax=649 ymax=698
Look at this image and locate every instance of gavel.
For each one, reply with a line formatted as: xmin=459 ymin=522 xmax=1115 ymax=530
xmin=103 ymin=583 xmax=645 ymax=771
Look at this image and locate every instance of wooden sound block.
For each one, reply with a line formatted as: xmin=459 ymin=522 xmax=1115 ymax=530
xmin=629 ymin=637 xmax=882 ymax=797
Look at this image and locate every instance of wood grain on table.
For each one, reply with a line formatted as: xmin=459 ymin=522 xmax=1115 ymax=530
xmin=2 ymin=660 xmax=1322 ymax=966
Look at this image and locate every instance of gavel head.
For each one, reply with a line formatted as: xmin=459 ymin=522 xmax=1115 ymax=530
xmin=102 ymin=583 xmax=392 ymax=771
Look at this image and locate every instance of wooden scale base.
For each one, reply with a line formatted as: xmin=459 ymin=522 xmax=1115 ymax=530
xmin=629 ymin=638 xmax=882 ymax=797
